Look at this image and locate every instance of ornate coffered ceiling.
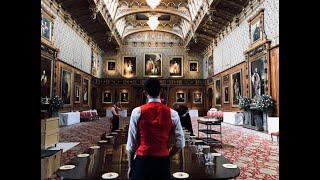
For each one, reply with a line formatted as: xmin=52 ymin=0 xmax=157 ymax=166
xmin=52 ymin=0 xmax=254 ymax=53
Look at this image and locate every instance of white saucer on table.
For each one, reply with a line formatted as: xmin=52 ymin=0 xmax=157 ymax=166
xmin=90 ymin=145 xmax=100 ymax=149
xmin=59 ymin=165 xmax=75 ymax=170
xmin=211 ymin=153 xmax=221 ymax=157
xmin=102 ymin=172 xmax=119 ymax=179
xmin=77 ymin=153 xmax=90 ymax=158
xmin=173 ymin=172 xmax=189 ymax=179
xmin=222 ymin=164 xmax=238 ymax=168
xmin=99 ymin=140 xmax=108 ymax=143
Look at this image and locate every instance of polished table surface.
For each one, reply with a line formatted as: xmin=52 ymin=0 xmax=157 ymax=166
xmin=57 ymin=133 xmax=240 ymax=179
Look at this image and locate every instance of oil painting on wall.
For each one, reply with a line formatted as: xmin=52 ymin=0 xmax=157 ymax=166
xmin=215 ymin=78 xmax=221 ymax=106
xmin=61 ymin=69 xmax=72 ymax=105
xmin=231 ymin=71 xmax=242 ymax=107
xmin=144 ymin=53 xmax=162 ymax=77
xmin=41 ymin=59 xmax=52 ymax=99
xmin=169 ymin=56 xmax=183 ymax=77
xmin=123 ymin=56 xmax=136 ymax=78
xmin=83 ymin=78 xmax=89 ymax=105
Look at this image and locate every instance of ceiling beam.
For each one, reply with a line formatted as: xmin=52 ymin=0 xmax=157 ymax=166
xmin=222 ymin=0 xmax=245 ymax=10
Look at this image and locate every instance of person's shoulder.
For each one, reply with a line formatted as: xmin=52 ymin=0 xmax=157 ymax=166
xmin=132 ymin=106 xmax=141 ymax=114
xmin=170 ymin=108 xmax=179 ymax=116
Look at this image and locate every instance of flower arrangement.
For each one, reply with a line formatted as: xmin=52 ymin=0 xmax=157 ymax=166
xmin=256 ymin=94 xmax=274 ymax=112
xmin=49 ymin=96 xmax=64 ymax=113
xmin=238 ymin=96 xmax=252 ymax=110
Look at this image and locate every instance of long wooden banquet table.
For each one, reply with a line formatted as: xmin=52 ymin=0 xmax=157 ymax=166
xmin=56 ymin=127 xmax=240 ymax=179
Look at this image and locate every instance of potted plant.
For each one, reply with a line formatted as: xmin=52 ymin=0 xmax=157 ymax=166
xmin=49 ymin=96 xmax=64 ymax=117
xmin=256 ymin=94 xmax=275 ymax=131
xmin=238 ymin=96 xmax=252 ymax=125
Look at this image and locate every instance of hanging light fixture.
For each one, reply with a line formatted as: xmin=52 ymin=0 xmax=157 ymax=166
xmin=146 ymin=0 xmax=161 ymax=9
xmin=147 ymin=15 xmax=159 ymax=30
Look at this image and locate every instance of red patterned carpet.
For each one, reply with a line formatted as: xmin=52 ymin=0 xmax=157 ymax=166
xmin=50 ymin=118 xmax=278 ymax=179
xmin=194 ymin=121 xmax=279 ymax=180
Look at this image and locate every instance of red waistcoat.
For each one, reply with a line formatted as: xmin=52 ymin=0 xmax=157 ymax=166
xmin=136 ymin=102 xmax=173 ymax=157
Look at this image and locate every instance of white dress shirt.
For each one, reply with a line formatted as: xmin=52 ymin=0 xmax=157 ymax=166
xmin=126 ymin=97 xmax=185 ymax=152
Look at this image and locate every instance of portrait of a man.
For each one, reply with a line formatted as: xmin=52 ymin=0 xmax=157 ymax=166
xmin=123 ymin=56 xmax=136 ymax=78
xmin=107 ymin=60 xmax=116 ymax=71
xmin=231 ymin=71 xmax=242 ymax=107
xmin=193 ymin=92 xmax=202 ymax=104
xmin=61 ymin=69 xmax=72 ymax=105
xmin=224 ymin=86 xmax=229 ymax=103
xmin=74 ymin=85 xmax=80 ymax=103
xmin=176 ymin=92 xmax=185 ymax=103
xmin=215 ymin=78 xmax=221 ymax=106
xmin=83 ymin=78 xmax=89 ymax=105
xmin=120 ymin=92 xmax=129 ymax=103
xmin=144 ymin=53 xmax=162 ymax=77
xmin=41 ymin=59 xmax=52 ymax=99
xmin=41 ymin=17 xmax=52 ymax=41
xmin=103 ymin=91 xmax=112 ymax=103
xmin=189 ymin=61 xmax=198 ymax=72
xmin=169 ymin=56 xmax=183 ymax=77
xmin=250 ymin=58 xmax=266 ymax=100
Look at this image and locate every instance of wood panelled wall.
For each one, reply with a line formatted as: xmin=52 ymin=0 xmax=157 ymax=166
xmin=211 ymin=62 xmax=248 ymax=112
xmin=269 ymin=45 xmax=279 ymax=116
xmin=54 ymin=60 xmax=92 ymax=112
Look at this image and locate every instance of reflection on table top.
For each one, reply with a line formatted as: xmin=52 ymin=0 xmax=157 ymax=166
xmin=57 ymin=134 xmax=240 ymax=179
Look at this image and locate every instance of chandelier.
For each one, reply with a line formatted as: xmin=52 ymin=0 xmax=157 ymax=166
xmin=147 ymin=15 xmax=159 ymax=30
xmin=146 ymin=0 xmax=161 ymax=9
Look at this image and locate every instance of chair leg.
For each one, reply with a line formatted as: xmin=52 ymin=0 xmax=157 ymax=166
xmin=271 ymin=134 xmax=273 ymax=142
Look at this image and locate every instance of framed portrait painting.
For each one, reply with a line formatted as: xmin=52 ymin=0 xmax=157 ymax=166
xmin=120 ymin=92 xmax=129 ymax=103
xmin=103 ymin=91 xmax=112 ymax=103
xmin=41 ymin=58 xmax=52 ymax=99
xmin=144 ymin=53 xmax=162 ymax=77
xmin=41 ymin=16 xmax=53 ymax=42
xmin=249 ymin=10 xmax=265 ymax=45
xmin=224 ymin=86 xmax=230 ymax=104
xmin=169 ymin=56 xmax=183 ymax=77
xmin=193 ymin=92 xmax=202 ymax=104
xmin=215 ymin=78 xmax=221 ymax=106
xmin=249 ymin=56 xmax=267 ymax=100
xmin=189 ymin=61 xmax=198 ymax=72
xmin=231 ymin=70 xmax=242 ymax=107
xmin=123 ymin=56 xmax=136 ymax=78
xmin=83 ymin=78 xmax=89 ymax=105
xmin=74 ymin=85 xmax=81 ymax=103
xmin=107 ymin=60 xmax=116 ymax=71
xmin=61 ymin=69 xmax=72 ymax=105
xmin=176 ymin=92 xmax=186 ymax=103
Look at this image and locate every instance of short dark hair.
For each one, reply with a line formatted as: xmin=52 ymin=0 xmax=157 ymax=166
xmin=144 ymin=78 xmax=161 ymax=97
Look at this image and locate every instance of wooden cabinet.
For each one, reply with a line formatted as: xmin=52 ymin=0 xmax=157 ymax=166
xmin=41 ymin=117 xmax=59 ymax=149
xmin=41 ymin=149 xmax=62 ymax=180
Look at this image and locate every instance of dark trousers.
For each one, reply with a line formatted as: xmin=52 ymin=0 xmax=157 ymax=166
xmin=111 ymin=117 xmax=119 ymax=131
xmin=131 ymin=156 xmax=171 ymax=180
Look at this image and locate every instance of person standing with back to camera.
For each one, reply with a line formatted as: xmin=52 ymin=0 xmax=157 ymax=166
xmin=111 ymin=101 xmax=122 ymax=131
xmin=126 ymin=79 xmax=185 ymax=180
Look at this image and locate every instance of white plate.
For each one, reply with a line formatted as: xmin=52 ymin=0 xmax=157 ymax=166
xmin=102 ymin=172 xmax=119 ymax=179
xmin=105 ymin=136 xmax=113 ymax=138
xmin=90 ymin=145 xmax=100 ymax=149
xmin=222 ymin=164 xmax=238 ymax=168
xmin=111 ymin=132 xmax=118 ymax=135
xmin=173 ymin=172 xmax=189 ymax=179
xmin=115 ymin=130 xmax=121 ymax=132
xmin=99 ymin=140 xmax=108 ymax=143
xmin=59 ymin=165 xmax=75 ymax=170
xmin=195 ymin=140 xmax=203 ymax=143
xmin=211 ymin=153 xmax=221 ymax=157
xmin=77 ymin=153 xmax=90 ymax=158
